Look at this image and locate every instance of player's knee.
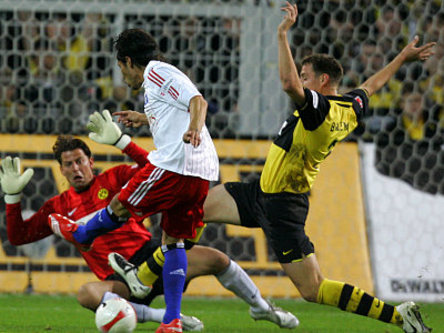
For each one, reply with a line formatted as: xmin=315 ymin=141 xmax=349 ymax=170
xmin=211 ymin=250 xmax=230 ymax=273
xmin=162 ymin=231 xmax=184 ymax=246
xmin=187 ymin=246 xmax=230 ymax=275
xmin=203 ymin=247 xmax=230 ymax=274
xmin=77 ymin=283 xmax=94 ymax=309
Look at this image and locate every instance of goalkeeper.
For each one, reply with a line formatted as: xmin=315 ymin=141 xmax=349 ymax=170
xmin=1 ymin=133 xmax=206 ymax=329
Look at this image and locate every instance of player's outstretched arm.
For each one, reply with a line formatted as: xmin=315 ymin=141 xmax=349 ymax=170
xmin=359 ymin=36 xmax=436 ymax=97
xmin=87 ymin=109 xmax=131 ymax=150
xmin=113 ymin=110 xmax=148 ymax=128
xmin=0 ymin=156 xmax=51 ymax=246
xmin=183 ymin=95 xmax=207 ymax=148
xmin=277 ymin=1 xmax=305 ymax=106
xmin=88 ymin=109 xmax=150 ymax=167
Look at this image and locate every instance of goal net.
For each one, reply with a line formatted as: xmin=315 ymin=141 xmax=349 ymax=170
xmin=0 ymin=0 xmax=442 ymax=301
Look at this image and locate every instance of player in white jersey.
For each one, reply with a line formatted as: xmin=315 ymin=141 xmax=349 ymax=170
xmin=49 ymin=28 xmax=218 ymax=333
xmin=141 ymin=60 xmax=219 ymax=179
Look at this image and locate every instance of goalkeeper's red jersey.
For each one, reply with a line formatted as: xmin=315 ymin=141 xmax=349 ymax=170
xmin=6 ymin=142 xmax=152 ymax=280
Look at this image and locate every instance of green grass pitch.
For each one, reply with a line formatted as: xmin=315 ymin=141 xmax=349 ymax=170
xmin=0 ymin=294 xmax=442 ymax=332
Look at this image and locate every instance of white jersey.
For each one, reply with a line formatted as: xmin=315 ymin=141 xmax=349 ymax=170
xmin=142 ymin=60 xmax=219 ymax=181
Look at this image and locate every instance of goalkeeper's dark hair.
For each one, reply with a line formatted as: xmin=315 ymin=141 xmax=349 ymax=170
xmin=53 ymin=135 xmax=92 ymax=165
xmin=114 ymin=28 xmax=167 ymax=67
xmin=301 ymin=54 xmax=343 ymax=86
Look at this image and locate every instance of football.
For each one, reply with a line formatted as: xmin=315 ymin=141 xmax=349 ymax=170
xmin=95 ymin=298 xmax=137 ymax=333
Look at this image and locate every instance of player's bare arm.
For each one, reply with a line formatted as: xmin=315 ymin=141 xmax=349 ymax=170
xmin=277 ymin=1 xmax=305 ymax=106
xmin=113 ymin=110 xmax=148 ymax=128
xmin=359 ymin=36 xmax=436 ymax=97
xmin=183 ymin=95 xmax=207 ymax=148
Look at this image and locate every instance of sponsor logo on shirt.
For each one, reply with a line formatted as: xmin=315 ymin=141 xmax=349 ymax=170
xmin=67 ymin=207 xmax=77 ymax=216
xmin=354 ymin=96 xmax=363 ymax=109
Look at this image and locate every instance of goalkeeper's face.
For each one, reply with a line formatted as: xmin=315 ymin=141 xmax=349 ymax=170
xmin=118 ymin=60 xmax=143 ymax=89
xmin=60 ymin=149 xmax=95 ymax=191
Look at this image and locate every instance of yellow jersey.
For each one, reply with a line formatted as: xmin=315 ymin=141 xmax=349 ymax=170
xmin=260 ymin=88 xmax=368 ymax=194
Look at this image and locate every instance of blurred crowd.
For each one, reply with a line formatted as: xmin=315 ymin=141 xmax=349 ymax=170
xmin=0 ymin=11 xmax=137 ymax=135
xmin=0 ymin=0 xmax=442 ymax=192
xmin=290 ymin=0 xmax=444 ymax=194
xmin=0 ymin=9 xmax=241 ymax=137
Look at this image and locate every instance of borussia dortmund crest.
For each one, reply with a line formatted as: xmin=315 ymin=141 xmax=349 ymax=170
xmin=98 ymin=188 xmax=109 ymax=200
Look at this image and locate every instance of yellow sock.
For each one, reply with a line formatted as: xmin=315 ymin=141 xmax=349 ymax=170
xmin=317 ymin=279 xmax=402 ymax=326
xmin=137 ymin=246 xmax=164 ymax=286
xmin=136 ymin=225 xmax=207 ymax=286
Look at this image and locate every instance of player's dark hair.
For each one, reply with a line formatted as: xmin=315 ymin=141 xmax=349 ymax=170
xmin=114 ymin=28 xmax=166 ymax=67
xmin=52 ymin=135 xmax=92 ymax=164
xmin=301 ymin=54 xmax=343 ymax=86
xmin=401 ymin=81 xmax=424 ymax=96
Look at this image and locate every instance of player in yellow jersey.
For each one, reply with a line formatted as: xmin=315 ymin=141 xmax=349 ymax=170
xmin=203 ymin=2 xmax=435 ymax=332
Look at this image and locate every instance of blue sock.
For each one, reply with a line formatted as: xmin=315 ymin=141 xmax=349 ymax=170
xmin=162 ymin=244 xmax=187 ymax=324
xmin=73 ymin=207 xmax=123 ymax=244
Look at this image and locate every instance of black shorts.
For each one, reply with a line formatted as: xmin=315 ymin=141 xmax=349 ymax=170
xmin=225 ymin=180 xmax=314 ymax=263
xmin=105 ymin=240 xmax=190 ymax=306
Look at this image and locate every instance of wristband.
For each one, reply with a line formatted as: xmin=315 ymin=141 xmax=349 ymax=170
xmin=5 ymin=193 xmax=21 ymax=204
xmin=114 ymin=134 xmax=131 ymax=150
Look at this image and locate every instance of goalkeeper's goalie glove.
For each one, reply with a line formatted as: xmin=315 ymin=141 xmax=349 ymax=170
xmin=87 ymin=109 xmax=131 ymax=150
xmin=0 ymin=156 xmax=34 ymax=204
